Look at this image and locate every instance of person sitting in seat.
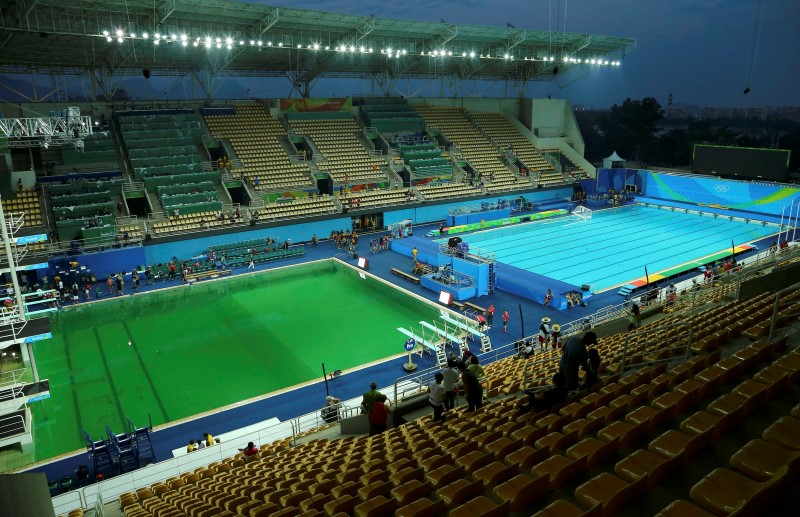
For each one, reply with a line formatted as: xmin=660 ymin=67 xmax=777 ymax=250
xmin=239 ymin=441 xmax=259 ymax=462
xmin=519 ymin=373 xmax=568 ymax=413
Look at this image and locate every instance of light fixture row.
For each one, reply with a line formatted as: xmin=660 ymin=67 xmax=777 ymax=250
xmin=99 ymin=30 xmax=621 ymax=66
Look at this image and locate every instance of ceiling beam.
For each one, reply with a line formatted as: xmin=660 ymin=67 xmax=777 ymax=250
xmin=211 ymin=7 xmax=280 ymax=75
xmin=296 ymin=15 xmax=376 ymax=83
xmin=0 ymin=0 xmax=42 ymax=53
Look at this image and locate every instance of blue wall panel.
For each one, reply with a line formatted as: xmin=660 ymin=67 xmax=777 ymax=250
xmin=144 ymin=217 xmax=353 ymax=264
xmin=384 ymin=189 xmax=572 ymax=227
xmin=48 ymin=246 xmax=147 ymax=279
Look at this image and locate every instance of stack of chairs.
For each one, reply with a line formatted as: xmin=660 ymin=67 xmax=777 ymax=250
xmin=413 ymin=105 xmax=529 ymax=193
xmin=289 ymin=118 xmax=385 ymax=184
xmin=204 ymin=104 xmax=315 ymax=190
xmin=469 ymin=112 xmax=554 ymax=175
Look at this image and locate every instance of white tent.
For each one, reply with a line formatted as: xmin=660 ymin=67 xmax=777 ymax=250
xmin=603 ymin=151 xmax=626 ymax=169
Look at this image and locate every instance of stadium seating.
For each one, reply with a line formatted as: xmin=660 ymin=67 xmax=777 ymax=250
xmin=2 ymin=189 xmax=44 ymax=228
xmin=540 ymin=147 xmax=590 ymax=180
xmin=150 ymin=211 xmax=244 ymax=237
xmin=252 ymin=195 xmax=337 ymax=221
xmin=416 ymin=182 xmax=483 ymax=201
xmin=289 ymin=118 xmax=385 ymax=184
xmin=339 ymin=188 xmax=411 ymax=209
xmin=469 ymin=112 xmax=554 ymax=175
xmin=203 ymin=104 xmax=315 ymax=191
xmin=413 ymin=105 xmax=531 ymax=192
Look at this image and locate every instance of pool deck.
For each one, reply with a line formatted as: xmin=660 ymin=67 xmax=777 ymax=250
xmin=13 ymin=215 xmax=784 ymax=489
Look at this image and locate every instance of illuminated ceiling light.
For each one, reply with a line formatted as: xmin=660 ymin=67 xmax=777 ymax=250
xmin=461 ymin=52 xmax=466 ymax=57
xmin=503 ymin=53 xmax=509 ymax=59
xmin=278 ymin=42 xmax=283 ymax=47
xmin=469 ymin=51 xmax=475 ymax=58
xmin=313 ymin=43 xmax=320 ymax=50
xmin=324 ymin=45 xmax=329 ymax=50
xmin=116 ymin=29 xmax=124 ymax=37
xmin=359 ymin=46 xmax=365 ymax=53
xmin=162 ymin=35 xmax=168 ymax=40
xmin=250 ymin=40 xmax=255 ymax=45
xmin=297 ymin=43 xmax=302 ymax=48
xmin=170 ymin=34 xmax=176 ymax=40
xmin=402 ymin=49 xmax=407 ymax=55
xmin=142 ymin=32 xmax=149 ymax=39
xmin=155 ymin=32 xmax=161 ymax=39
xmin=216 ymin=37 xmax=221 ymax=43
xmin=130 ymin=33 xmax=136 ymax=38
xmin=447 ymin=51 xmax=452 ymax=56
xmin=117 ymin=37 xmax=124 ymax=43
xmin=106 ymin=36 xmax=112 ymax=42
xmin=205 ymin=40 xmax=211 ymax=48
xmin=368 ymin=47 xmax=373 ymax=52
xmin=102 ymin=30 xmax=109 ymax=36
xmin=226 ymin=37 xmax=233 ymax=45
xmin=226 ymin=44 xmax=232 ymax=49
xmin=154 ymin=39 xmax=160 ymax=45
xmin=182 ymin=40 xmax=187 ymax=47
xmin=216 ymin=43 xmax=222 ymax=48
xmin=239 ymin=40 xmax=245 ymax=45
xmin=180 ymin=34 xmax=187 ymax=41
xmin=193 ymin=41 xmax=199 ymax=47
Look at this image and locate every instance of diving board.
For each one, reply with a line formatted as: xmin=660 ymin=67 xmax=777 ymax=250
xmin=439 ymin=313 xmax=483 ymax=339
xmin=397 ymin=328 xmax=439 ymax=352
xmin=397 ymin=327 xmax=447 ymax=367
xmin=419 ymin=321 xmax=468 ymax=356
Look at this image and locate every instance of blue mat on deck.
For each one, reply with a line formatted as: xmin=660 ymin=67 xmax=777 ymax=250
xmin=495 ymin=263 xmax=582 ymax=310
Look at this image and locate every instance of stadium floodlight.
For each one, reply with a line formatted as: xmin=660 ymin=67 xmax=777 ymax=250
xmin=239 ymin=40 xmax=245 ymax=45
xmin=226 ymin=37 xmax=233 ymax=45
xmin=182 ymin=40 xmax=187 ymax=47
xmin=103 ymin=30 xmax=109 ymax=36
xmin=504 ymin=53 xmax=509 ymax=59
xmin=170 ymin=34 xmax=176 ymax=40
xmin=106 ymin=36 xmax=112 ymax=42
xmin=385 ymin=47 xmax=391 ymax=54
xmin=278 ymin=42 xmax=283 ymax=47
xmin=359 ymin=46 xmax=365 ymax=53
xmin=155 ymin=32 xmax=161 ymax=39
xmin=142 ymin=32 xmax=149 ymax=39
xmin=217 ymin=43 xmax=222 ymax=48
xmin=297 ymin=44 xmax=302 ymax=48
xmin=469 ymin=51 xmax=475 ymax=58
xmin=402 ymin=49 xmax=407 ymax=55
xmin=350 ymin=45 xmax=355 ymax=52
xmin=447 ymin=51 xmax=452 ymax=56
xmin=369 ymin=47 xmax=373 ymax=52
xmin=116 ymin=29 xmax=124 ymax=37
xmin=250 ymin=40 xmax=255 ymax=45
xmin=205 ymin=40 xmax=211 ymax=48
xmin=313 ymin=43 xmax=320 ymax=50
xmin=130 ymin=33 xmax=136 ymax=38
xmin=154 ymin=39 xmax=160 ymax=45
xmin=325 ymin=45 xmax=329 ymax=50
xmin=117 ymin=37 xmax=124 ymax=43
xmin=192 ymin=41 xmax=198 ymax=47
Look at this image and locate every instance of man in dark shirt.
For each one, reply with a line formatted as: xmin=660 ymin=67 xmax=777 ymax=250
xmin=458 ymin=361 xmax=483 ymax=411
xmin=559 ymin=331 xmax=598 ymax=391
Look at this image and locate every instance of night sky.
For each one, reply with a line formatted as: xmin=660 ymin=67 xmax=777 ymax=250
xmin=241 ymin=0 xmax=799 ymax=107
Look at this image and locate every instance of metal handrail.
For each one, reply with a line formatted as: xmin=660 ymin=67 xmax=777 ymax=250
xmin=767 ymin=281 xmax=800 ymax=342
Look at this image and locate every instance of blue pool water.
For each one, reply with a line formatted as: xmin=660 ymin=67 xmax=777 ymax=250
xmin=448 ymin=204 xmax=777 ymax=291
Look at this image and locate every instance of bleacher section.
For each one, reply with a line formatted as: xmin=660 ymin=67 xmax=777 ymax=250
xmin=339 ymin=189 xmax=410 ymax=209
xmin=413 ymin=105 xmax=530 ymax=193
xmin=398 ymin=143 xmax=453 ymax=180
xmin=49 ymin=180 xmax=122 ymax=242
xmin=359 ymin=98 xmax=425 ymax=134
xmin=2 ymin=189 xmax=43 ymax=228
xmin=61 ymin=133 xmax=118 ymax=167
xmin=203 ymin=104 xmax=314 ymax=190
xmin=252 ymin=195 xmax=337 ymax=221
xmin=469 ymin=112 xmax=554 ymax=175
xmin=416 ymin=182 xmax=483 ymax=201
xmin=289 ymin=118 xmax=385 ymax=184
xmin=206 ymin=239 xmax=305 ymax=267
xmin=151 ymin=211 xmax=244 ymax=237
xmin=541 ymin=148 xmax=590 ymax=181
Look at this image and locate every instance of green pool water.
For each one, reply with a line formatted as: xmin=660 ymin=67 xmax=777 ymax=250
xmin=10 ymin=260 xmax=438 ymax=470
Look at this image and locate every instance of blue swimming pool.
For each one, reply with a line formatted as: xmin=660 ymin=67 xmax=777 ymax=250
xmin=447 ymin=204 xmax=777 ymax=291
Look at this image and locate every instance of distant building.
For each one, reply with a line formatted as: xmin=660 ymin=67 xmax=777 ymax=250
xmin=770 ymin=106 xmax=800 ymax=123
xmin=700 ymin=106 xmax=768 ymax=121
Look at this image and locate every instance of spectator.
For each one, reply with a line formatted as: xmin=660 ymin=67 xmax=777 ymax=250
xmin=203 ymin=433 xmax=215 ymax=447
xmin=321 ymin=395 xmax=340 ymax=423
xmin=186 ymin=440 xmax=197 ymax=453
xmin=369 ymin=394 xmax=391 ymax=435
xmin=519 ymin=372 xmax=568 ymax=413
xmin=559 ymin=331 xmax=598 ymax=392
xmin=360 ymin=382 xmax=381 ymax=414
xmin=502 ymin=309 xmax=509 ymax=333
xmin=467 ymin=355 xmax=485 ymax=379
xmin=428 ymin=372 xmax=446 ymax=422
xmin=441 ymin=360 xmax=459 ymax=410
xmin=582 ymin=348 xmax=602 ymax=389
xmin=239 ymin=441 xmax=259 ymax=462
xmin=457 ymin=360 xmax=483 ymax=412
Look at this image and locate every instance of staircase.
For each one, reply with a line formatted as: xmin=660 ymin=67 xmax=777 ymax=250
xmin=480 ymin=333 xmax=492 ymax=353
xmin=488 ymin=262 xmax=496 ymax=294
